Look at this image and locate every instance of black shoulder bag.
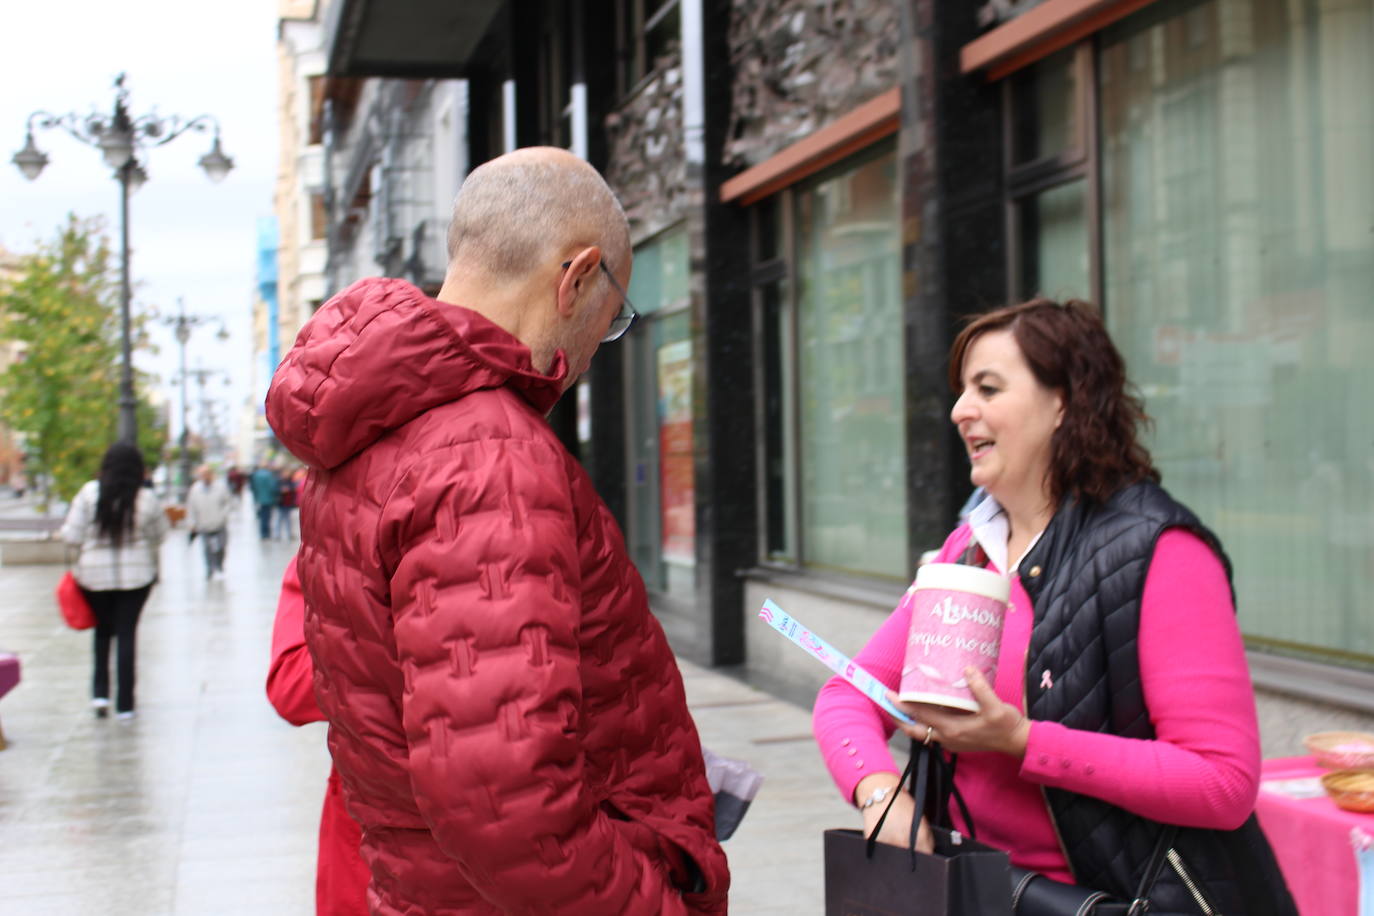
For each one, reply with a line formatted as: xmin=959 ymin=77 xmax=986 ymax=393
xmin=1008 ymin=824 xmax=1177 ymax=916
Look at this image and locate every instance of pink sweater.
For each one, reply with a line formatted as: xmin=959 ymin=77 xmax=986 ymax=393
xmin=812 ymin=526 xmax=1260 ymax=882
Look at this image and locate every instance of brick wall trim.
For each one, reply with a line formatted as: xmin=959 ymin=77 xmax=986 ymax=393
xmin=961 ymin=0 xmax=1160 ymax=80
xmin=719 ymin=87 xmax=900 ymax=206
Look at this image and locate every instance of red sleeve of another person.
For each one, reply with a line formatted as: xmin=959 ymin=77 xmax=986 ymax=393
xmin=266 ymin=555 xmax=324 ymax=726
xmin=265 ymin=554 xmax=370 ymax=916
xmin=318 ymin=768 xmax=369 ymax=916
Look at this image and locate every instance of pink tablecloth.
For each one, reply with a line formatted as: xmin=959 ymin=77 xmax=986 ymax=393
xmin=1258 ymin=755 xmax=1374 ymax=916
xmin=0 ymin=653 xmax=19 ymax=697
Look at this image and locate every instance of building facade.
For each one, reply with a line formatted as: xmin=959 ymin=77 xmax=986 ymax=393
xmin=308 ymin=0 xmax=1374 ymax=735
xmin=276 ymin=0 xmax=330 ymax=347
xmin=275 ymin=0 xmax=468 ymax=321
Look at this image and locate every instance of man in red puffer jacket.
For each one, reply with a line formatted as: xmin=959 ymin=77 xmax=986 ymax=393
xmin=265 ymin=147 xmax=729 ymax=915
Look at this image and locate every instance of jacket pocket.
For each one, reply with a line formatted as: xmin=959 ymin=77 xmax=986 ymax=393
xmin=600 ymin=799 xmax=703 ymax=896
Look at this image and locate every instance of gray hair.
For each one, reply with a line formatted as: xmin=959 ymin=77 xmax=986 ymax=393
xmin=445 ymin=150 xmax=630 ymax=283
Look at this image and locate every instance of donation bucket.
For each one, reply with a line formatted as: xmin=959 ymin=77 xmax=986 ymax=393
xmin=898 ymin=563 xmax=1010 ymax=712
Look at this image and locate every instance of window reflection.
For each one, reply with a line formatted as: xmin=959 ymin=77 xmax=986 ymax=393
xmin=793 ymin=144 xmax=907 ymax=578
xmin=1101 ymin=0 xmax=1374 ymax=664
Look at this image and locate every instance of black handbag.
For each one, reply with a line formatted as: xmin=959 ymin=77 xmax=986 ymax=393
xmin=824 ymin=740 xmax=1012 ymax=915
xmin=1007 ymin=825 xmax=1177 ymax=916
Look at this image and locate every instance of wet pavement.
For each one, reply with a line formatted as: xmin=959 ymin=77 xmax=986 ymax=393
xmin=0 ymin=498 xmax=849 ymax=915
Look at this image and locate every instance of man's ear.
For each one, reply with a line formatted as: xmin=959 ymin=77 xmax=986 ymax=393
xmin=557 ymin=246 xmax=602 ymax=319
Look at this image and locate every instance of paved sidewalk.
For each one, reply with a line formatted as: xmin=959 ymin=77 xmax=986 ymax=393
xmin=0 ymin=501 xmax=850 ymax=914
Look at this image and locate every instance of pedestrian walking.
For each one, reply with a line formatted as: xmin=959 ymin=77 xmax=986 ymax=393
xmin=812 ymin=299 xmax=1297 ymax=914
xmin=275 ymin=466 xmax=299 ymax=540
xmin=226 ymin=465 xmax=247 ymax=500
xmin=186 ymin=464 xmax=233 ymax=580
xmin=265 ymin=147 xmax=728 ymax=914
xmin=60 ymin=442 xmax=169 ymax=720
xmin=249 ymin=464 xmax=279 ymax=540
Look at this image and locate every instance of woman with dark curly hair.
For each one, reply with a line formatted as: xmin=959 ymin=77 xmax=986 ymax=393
xmin=813 ymin=299 xmax=1297 ymax=914
xmin=61 ymin=442 xmax=169 ymax=719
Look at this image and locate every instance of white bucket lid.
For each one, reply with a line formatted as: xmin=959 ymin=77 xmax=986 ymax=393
xmin=913 ymin=561 xmax=1010 ymax=602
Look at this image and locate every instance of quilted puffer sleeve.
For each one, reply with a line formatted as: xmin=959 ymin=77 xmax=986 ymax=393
xmin=382 ymin=438 xmax=689 ymax=915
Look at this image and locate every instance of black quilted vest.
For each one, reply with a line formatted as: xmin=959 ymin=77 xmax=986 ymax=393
xmin=1018 ymin=481 xmax=1297 ymax=916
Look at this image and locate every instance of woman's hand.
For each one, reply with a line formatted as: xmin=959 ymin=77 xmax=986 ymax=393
xmin=857 ymin=783 xmax=934 ymax=853
xmin=888 ymin=667 xmax=1030 ymax=757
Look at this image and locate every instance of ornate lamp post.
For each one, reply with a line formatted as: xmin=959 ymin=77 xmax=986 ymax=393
xmin=11 ymin=73 xmax=233 ymax=445
xmin=166 ymin=297 xmax=229 ymax=501
xmin=187 ymin=365 xmax=233 ymax=464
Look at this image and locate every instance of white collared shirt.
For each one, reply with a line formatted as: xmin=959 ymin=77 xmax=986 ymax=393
xmin=965 ymin=494 xmax=1046 ymax=576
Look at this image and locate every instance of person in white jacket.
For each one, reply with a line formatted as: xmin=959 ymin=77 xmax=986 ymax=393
xmin=61 ymin=442 xmax=169 ymax=719
xmin=186 ymin=465 xmax=233 ymax=580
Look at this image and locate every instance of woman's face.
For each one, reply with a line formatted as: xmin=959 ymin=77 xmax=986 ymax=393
xmin=950 ymin=329 xmax=1064 ymax=512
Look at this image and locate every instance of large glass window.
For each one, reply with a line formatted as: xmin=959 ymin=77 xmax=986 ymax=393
xmin=1016 ymin=179 xmax=1091 ymax=301
xmin=759 ymin=273 xmax=797 ymax=563
xmin=625 ymin=226 xmax=695 ymax=598
xmin=759 ymin=142 xmax=907 ymax=579
xmin=1010 ymin=45 xmax=1084 ymax=166
xmin=1100 ymin=0 xmax=1374 ymax=665
xmin=1006 ymin=46 xmax=1097 ymax=303
xmin=614 ymin=0 xmax=681 ymax=96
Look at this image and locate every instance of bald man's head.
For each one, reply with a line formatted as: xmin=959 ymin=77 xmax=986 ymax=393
xmin=445 ymin=147 xmax=630 ymax=285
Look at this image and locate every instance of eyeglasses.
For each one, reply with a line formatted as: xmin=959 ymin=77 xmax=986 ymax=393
xmin=561 ymin=259 xmax=639 ymax=342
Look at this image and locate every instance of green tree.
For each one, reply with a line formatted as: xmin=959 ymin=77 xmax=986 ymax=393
xmin=0 ymin=216 xmax=166 ymax=506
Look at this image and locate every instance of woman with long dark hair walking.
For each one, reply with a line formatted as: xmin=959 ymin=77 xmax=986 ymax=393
xmin=61 ymin=443 xmax=169 ymax=719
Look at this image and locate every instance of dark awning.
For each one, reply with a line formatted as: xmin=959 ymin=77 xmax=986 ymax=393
xmin=325 ymin=0 xmax=503 ymax=79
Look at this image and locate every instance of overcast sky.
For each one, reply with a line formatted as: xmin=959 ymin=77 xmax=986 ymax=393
xmin=0 ymin=0 xmax=280 ymax=448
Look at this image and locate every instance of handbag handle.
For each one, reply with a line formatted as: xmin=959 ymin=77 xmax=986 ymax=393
xmin=864 ymin=742 xmax=921 ymax=860
xmin=906 ymin=739 xmax=932 ymax=869
xmin=1124 ymin=824 xmax=1178 ymax=915
xmin=865 ymin=739 xmax=945 ymax=870
xmin=945 ymin=755 xmax=976 ymax=837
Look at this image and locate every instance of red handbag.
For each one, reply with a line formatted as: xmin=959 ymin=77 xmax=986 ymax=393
xmin=56 ymin=571 xmax=96 ymax=630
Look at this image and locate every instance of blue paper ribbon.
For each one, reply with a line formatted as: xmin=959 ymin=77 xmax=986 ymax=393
xmin=757 ymin=598 xmax=916 ymax=726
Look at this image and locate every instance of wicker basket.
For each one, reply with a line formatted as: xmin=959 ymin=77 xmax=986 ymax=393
xmin=1303 ymin=731 xmax=1374 ymax=769
xmin=1320 ymin=768 xmax=1374 ymax=813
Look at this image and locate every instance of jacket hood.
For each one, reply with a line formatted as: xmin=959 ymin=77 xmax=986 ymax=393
xmin=265 ymin=277 xmax=567 ymax=470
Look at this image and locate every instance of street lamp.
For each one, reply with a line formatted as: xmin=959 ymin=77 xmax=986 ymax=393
xmin=11 ymin=73 xmax=233 ymax=445
xmin=165 ymin=297 xmax=229 ymax=501
xmin=188 ymin=365 xmax=233 ymax=463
